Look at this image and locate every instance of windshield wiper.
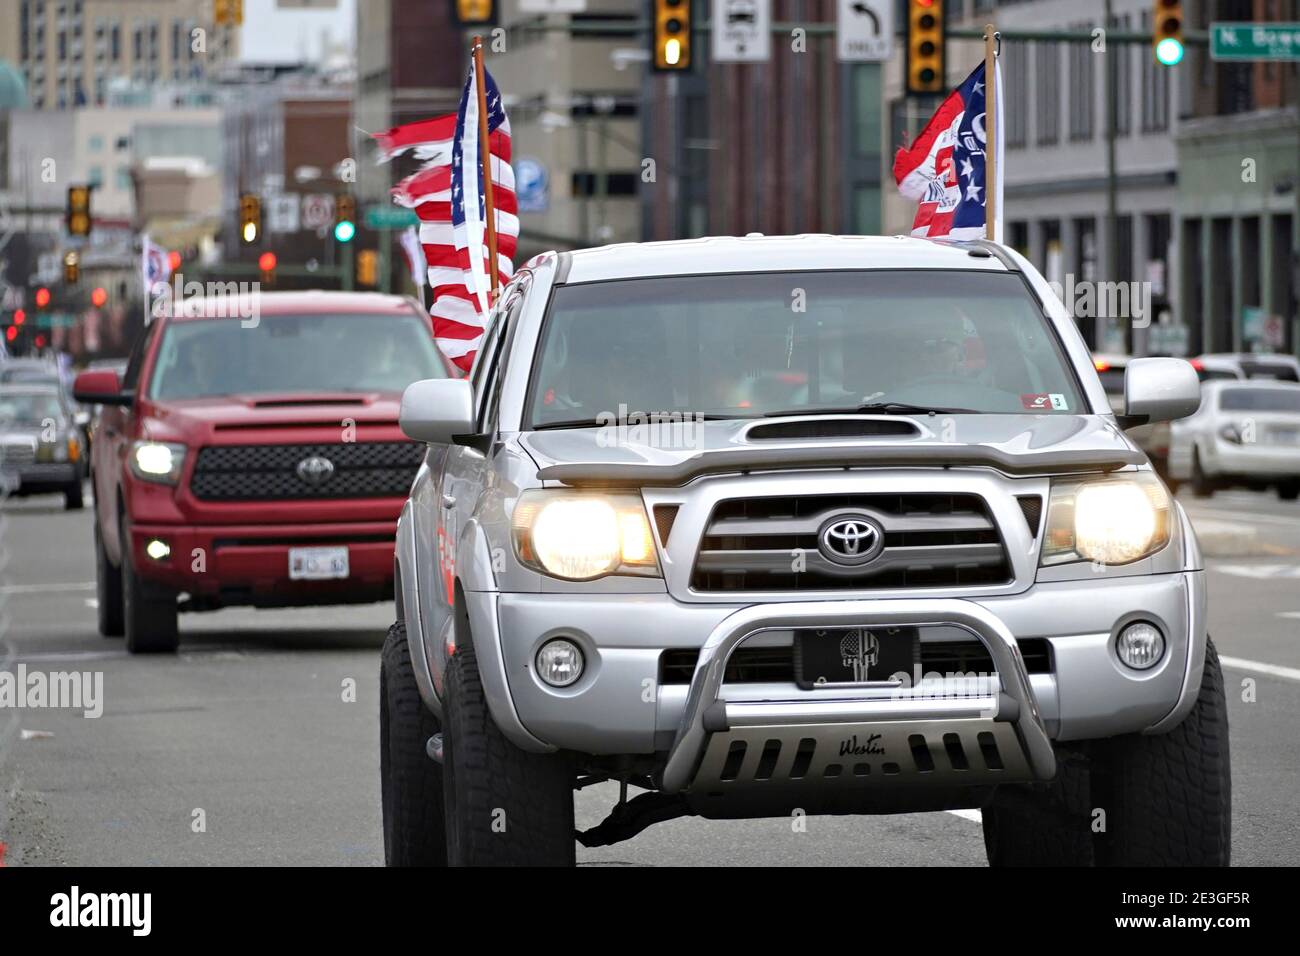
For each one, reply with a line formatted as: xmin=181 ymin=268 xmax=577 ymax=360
xmin=763 ymin=402 xmax=980 ymax=417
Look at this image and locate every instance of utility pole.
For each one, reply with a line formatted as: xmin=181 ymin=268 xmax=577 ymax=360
xmin=1103 ymin=0 xmax=1118 ymax=354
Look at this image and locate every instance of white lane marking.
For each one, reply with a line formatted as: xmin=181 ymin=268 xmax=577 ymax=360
xmin=1212 ymin=564 xmax=1300 ymax=578
xmin=0 ymin=582 xmax=95 ymax=595
xmin=946 ymin=809 xmax=982 ymax=823
xmin=1219 ymin=655 xmax=1300 ymax=683
xmin=15 ymin=649 xmax=127 ymax=662
xmin=1277 ymin=612 xmax=1300 ymax=620
xmin=1185 ymin=506 xmax=1300 ymax=529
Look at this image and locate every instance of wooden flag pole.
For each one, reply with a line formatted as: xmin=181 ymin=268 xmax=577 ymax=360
xmin=983 ymin=24 xmax=998 ymax=243
xmin=472 ymin=35 xmax=500 ymax=304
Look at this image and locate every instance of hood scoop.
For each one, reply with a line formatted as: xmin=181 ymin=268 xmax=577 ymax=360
xmin=249 ymin=396 xmax=368 ymax=408
xmin=743 ymin=417 xmax=921 ymax=442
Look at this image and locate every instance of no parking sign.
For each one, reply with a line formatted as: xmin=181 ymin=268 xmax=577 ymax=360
xmin=516 ymin=157 xmax=549 ymax=213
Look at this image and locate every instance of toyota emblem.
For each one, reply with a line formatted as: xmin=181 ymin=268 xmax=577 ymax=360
xmin=296 ymin=455 xmax=335 ymax=486
xmin=818 ymin=513 xmax=885 ymax=567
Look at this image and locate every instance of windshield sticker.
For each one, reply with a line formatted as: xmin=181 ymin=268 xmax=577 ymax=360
xmin=1022 ymin=393 xmax=1070 ymax=412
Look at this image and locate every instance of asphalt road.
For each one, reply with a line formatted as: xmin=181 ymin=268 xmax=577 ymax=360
xmin=1 ymin=486 xmax=1298 ymax=866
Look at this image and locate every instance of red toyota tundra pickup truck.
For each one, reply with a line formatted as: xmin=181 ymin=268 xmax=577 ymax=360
xmin=72 ymin=291 xmax=453 ymax=653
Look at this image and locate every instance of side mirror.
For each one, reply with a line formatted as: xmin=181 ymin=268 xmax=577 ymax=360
xmin=1119 ymin=357 xmax=1201 ymax=428
xmin=73 ymin=369 xmax=133 ymax=407
xmin=400 ymin=378 xmax=476 ymax=445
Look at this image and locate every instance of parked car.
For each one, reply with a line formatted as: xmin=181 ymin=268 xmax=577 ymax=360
xmin=73 ymin=291 xmax=454 ymax=653
xmin=1168 ymin=379 xmax=1300 ymax=499
xmin=1194 ymin=352 xmax=1300 ymax=383
xmin=2 ymin=356 xmax=93 ymax=448
xmin=380 ymin=235 xmax=1226 ymax=867
xmin=1189 ymin=355 xmax=1247 ymax=383
xmin=0 ymin=384 xmax=86 ymax=508
xmin=1091 ymin=353 xmax=1174 ymax=477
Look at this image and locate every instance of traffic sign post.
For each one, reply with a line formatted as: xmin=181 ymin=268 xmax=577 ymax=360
xmin=1210 ymin=22 xmax=1300 ymax=61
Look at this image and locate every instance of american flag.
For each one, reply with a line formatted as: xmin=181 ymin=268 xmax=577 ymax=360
xmin=375 ymin=63 xmax=517 ymax=371
xmin=892 ymin=61 xmax=1004 ymax=241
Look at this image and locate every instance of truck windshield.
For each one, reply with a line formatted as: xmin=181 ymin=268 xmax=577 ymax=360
xmin=526 ymin=270 xmax=1085 ymax=427
xmin=148 ymin=312 xmax=445 ymax=400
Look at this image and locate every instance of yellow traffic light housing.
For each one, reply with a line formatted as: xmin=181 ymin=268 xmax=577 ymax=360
xmin=451 ymin=0 xmax=496 ymax=26
xmin=239 ymin=193 xmax=261 ymax=244
xmin=356 ymin=250 xmax=379 ymax=288
xmin=1153 ymin=0 xmax=1184 ymax=66
xmin=652 ymin=0 xmax=692 ymax=72
xmin=63 ymin=250 xmax=80 ymax=285
xmin=214 ymin=0 xmax=242 ymax=26
xmin=67 ymin=185 xmax=91 ymax=237
xmin=906 ymin=0 xmax=946 ymax=95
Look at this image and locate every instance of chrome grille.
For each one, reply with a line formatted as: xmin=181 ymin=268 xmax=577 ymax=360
xmin=690 ymin=493 xmax=1011 ymax=592
xmin=190 ymin=441 xmax=423 ymax=501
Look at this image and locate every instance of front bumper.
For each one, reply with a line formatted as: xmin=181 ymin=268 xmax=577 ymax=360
xmin=126 ymin=519 xmax=396 ymax=605
xmin=1 ymin=463 xmax=80 ymax=493
xmin=475 ymin=571 xmax=1205 ymax=768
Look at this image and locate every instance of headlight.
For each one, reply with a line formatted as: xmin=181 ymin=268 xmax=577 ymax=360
xmin=130 ymin=441 xmax=187 ymax=485
xmin=1041 ymin=472 xmax=1171 ymax=566
xmin=512 ymin=491 xmax=659 ymax=581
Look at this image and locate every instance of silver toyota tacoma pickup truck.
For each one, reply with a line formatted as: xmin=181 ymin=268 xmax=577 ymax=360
xmin=380 ymin=235 xmax=1229 ymax=867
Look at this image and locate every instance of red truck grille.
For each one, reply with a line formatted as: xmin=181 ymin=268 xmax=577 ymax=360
xmin=190 ymin=442 xmax=424 ymax=501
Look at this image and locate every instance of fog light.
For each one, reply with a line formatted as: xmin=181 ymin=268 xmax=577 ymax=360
xmin=145 ymin=538 xmax=171 ymax=561
xmin=1117 ymin=621 xmax=1164 ymax=670
xmin=536 ymin=638 xmax=584 ymax=688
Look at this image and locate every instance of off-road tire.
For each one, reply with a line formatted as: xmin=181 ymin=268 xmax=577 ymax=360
xmin=442 ymin=621 xmax=575 ymax=866
xmin=1092 ymin=638 xmax=1231 ymax=866
xmin=121 ymin=518 xmax=179 ymax=653
xmin=64 ymin=479 xmax=84 ymax=510
xmin=380 ymin=621 xmax=448 ymax=866
xmin=982 ymin=751 xmax=1095 ymax=866
xmin=95 ymin=517 xmax=124 ymax=637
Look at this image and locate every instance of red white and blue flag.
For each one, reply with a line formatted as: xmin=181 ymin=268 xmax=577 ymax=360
xmin=374 ymin=64 xmax=517 ymax=371
xmin=893 ymin=61 xmax=1004 ymax=241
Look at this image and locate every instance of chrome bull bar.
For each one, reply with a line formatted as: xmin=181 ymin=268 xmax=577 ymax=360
xmin=660 ymin=599 xmax=1057 ymax=793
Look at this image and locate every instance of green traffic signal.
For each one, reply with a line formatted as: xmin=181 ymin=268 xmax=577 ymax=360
xmin=334 ymin=220 xmax=356 ymax=243
xmin=1155 ymin=37 xmax=1184 ymax=66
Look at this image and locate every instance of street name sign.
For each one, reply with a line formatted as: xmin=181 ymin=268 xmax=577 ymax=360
xmin=1210 ymin=22 xmax=1300 ymax=61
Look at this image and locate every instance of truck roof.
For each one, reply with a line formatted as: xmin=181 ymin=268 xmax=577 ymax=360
xmin=163 ymin=290 xmax=422 ymax=322
xmin=556 ymin=234 xmax=1012 ymax=285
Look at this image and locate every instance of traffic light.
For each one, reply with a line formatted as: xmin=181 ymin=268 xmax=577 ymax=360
xmin=91 ymin=287 xmax=108 ymax=308
xmin=906 ymin=0 xmax=946 ymax=95
xmin=450 ymin=0 xmax=496 ymax=26
xmin=334 ymin=194 xmax=356 ymax=243
xmin=239 ymin=193 xmax=261 ymax=244
xmin=356 ymin=250 xmax=379 ymax=287
xmin=63 ymin=250 xmax=80 ymax=284
xmin=214 ymin=0 xmax=243 ymax=26
xmin=35 ymin=287 xmax=51 ymax=309
xmin=258 ymin=251 xmax=277 ymax=285
xmin=66 ymin=185 xmax=91 ymax=237
xmin=1153 ymin=0 xmax=1184 ymax=66
xmin=652 ymin=0 xmax=692 ymax=72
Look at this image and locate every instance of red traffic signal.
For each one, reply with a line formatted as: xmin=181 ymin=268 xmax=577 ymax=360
xmin=13 ymin=308 xmax=25 ymax=326
xmin=35 ymin=287 xmax=51 ymax=308
xmin=91 ymin=287 xmax=108 ymax=308
xmin=258 ymin=251 xmax=278 ymax=273
xmin=5 ymin=326 xmax=17 ymax=342
xmin=168 ymin=250 xmax=182 ymax=272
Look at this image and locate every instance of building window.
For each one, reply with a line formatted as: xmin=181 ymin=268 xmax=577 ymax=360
xmin=116 ymin=165 xmax=131 ymax=189
xmin=1005 ymin=39 xmax=1029 ymax=149
xmin=1114 ymin=15 xmax=1132 ymax=136
xmin=88 ymin=165 xmax=102 ymax=187
xmin=111 ymin=24 xmax=120 ymax=60
xmin=1068 ymin=30 xmax=1094 ymax=141
xmin=1035 ymin=42 xmax=1061 ymax=145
